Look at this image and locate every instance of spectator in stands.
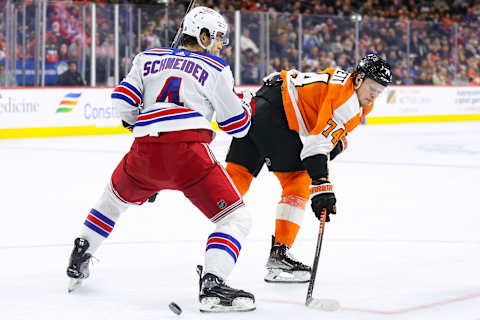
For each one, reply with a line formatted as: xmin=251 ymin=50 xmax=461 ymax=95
xmin=0 ymin=33 xmax=5 ymax=61
xmin=241 ymin=48 xmax=260 ymax=84
xmin=452 ymin=67 xmax=469 ymax=85
xmin=304 ymin=46 xmax=320 ymax=69
xmin=0 ymin=64 xmax=17 ymax=87
xmin=432 ymin=67 xmax=448 ymax=85
xmin=240 ymin=28 xmax=259 ymax=54
xmin=400 ymin=68 xmax=415 ymax=84
xmin=416 ymin=71 xmax=433 ymax=85
xmin=141 ymin=22 xmax=161 ymax=50
xmin=58 ymin=43 xmax=70 ymax=61
xmin=57 ymin=60 xmax=85 ymax=86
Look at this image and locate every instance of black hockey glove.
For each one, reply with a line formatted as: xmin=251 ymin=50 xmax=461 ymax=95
xmin=122 ymin=120 xmax=134 ymax=132
xmin=147 ymin=193 xmax=158 ymax=203
xmin=310 ymin=180 xmax=336 ymax=222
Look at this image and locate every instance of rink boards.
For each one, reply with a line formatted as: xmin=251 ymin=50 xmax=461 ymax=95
xmin=1 ymin=85 xmax=480 ymax=139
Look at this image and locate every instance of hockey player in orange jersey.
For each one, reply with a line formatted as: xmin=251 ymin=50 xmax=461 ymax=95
xmin=225 ymin=54 xmax=392 ymax=283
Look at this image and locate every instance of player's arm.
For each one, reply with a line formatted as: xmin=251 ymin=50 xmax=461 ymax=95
xmin=212 ymin=66 xmax=253 ymax=138
xmin=111 ymin=55 xmax=144 ymax=130
xmin=301 ymin=121 xmax=346 ymax=222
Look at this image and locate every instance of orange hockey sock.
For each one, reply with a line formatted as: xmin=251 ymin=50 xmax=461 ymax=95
xmin=225 ymin=162 xmax=253 ymax=196
xmin=273 ymin=171 xmax=310 ymax=247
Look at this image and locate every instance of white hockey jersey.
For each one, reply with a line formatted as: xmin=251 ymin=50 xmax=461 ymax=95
xmin=111 ymin=47 xmax=250 ymax=138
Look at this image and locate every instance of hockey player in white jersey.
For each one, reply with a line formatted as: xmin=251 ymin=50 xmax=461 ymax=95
xmin=66 ymin=6 xmax=256 ymax=312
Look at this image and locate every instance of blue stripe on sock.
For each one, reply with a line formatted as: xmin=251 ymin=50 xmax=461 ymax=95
xmin=206 ymin=243 xmax=237 ymax=262
xmin=90 ymin=208 xmax=115 ymax=227
xmin=84 ymin=220 xmax=109 ymax=238
xmin=208 ymin=232 xmax=241 ymax=251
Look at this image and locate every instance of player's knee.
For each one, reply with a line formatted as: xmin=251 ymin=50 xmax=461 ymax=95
xmin=274 ymin=171 xmax=311 ymax=200
xmin=225 ymin=162 xmax=254 ymax=196
xmin=94 ymin=183 xmax=130 ymax=218
xmin=215 ymin=206 xmax=252 ymax=240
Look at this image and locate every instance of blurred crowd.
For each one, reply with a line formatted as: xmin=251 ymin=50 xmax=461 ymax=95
xmin=1 ymin=0 xmax=480 ymax=86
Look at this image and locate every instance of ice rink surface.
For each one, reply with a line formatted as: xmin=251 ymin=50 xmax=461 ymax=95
xmin=1 ymin=122 xmax=479 ymax=320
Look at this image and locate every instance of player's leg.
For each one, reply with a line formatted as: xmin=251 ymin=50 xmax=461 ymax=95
xmin=225 ymin=110 xmax=265 ymax=196
xmin=67 ymin=140 xmax=159 ymax=291
xmin=248 ymin=86 xmax=313 ymax=282
xmin=181 ymin=143 xmax=255 ymax=312
xmin=265 ymin=170 xmax=312 ymax=283
xmin=225 ymin=142 xmax=261 ymax=197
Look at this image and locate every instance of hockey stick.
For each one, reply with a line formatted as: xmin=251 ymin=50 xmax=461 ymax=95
xmin=170 ymin=0 xmax=197 ymax=48
xmin=305 ymin=209 xmax=341 ymax=311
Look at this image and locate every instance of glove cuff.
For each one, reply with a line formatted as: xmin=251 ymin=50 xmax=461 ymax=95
xmin=302 ymin=154 xmax=328 ymax=180
xmin=122 ymin=120 xmax=134 ymax=132
xmin=310 ymin=182 xmax=333 ymax=197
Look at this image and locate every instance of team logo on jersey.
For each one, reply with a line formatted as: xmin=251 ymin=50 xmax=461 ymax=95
xmin=56 ymin=92 xmax=82 ymax=113
xmin=217 ymin=200 xmax=227 ymax=209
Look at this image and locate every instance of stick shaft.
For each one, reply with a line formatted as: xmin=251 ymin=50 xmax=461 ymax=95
xmin=170 ymin=0 xmax=197 ymax=48
xmin=305 ymin=209 xmax=327 ymax=304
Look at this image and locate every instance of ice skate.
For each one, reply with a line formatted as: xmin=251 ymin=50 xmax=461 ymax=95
xmin=264 ymin=237 xmax=311 ymax=283
xmin=66 ymin=238 xmax=92 ymax=293
xmin=197 ymin=265 xmax=255 ymax=312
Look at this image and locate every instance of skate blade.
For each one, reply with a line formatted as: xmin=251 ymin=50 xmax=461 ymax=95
xmin=199 ymin=297 xmax=256 ymax=313
xmin=67 ymin=278 xmax=83 ymax=293
xmin=264 ymin=269 xmax=310 ymax=283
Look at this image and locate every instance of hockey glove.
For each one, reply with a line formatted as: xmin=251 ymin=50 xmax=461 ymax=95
xmin=236 ymin=90 xmax=256 ymax=117
xmin=147 ymin=193 xmax=158 ymax=203
xmin=329 ymin=136 xmax=348 ymax=161
xmin=122 ymin=120 xmax=134 ymax=132
xmin=310 ymin=180 xmax=336 ymax=222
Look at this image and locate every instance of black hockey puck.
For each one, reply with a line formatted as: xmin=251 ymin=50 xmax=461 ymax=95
xmin=169 ymin=302 xmax=182 ymax=315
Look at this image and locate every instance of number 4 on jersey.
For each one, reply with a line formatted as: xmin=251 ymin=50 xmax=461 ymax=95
xmin=156 ymin=76 xmax=184 ymax=106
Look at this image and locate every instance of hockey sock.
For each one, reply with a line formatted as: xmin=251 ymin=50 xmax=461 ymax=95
xmin=79 ymin=183 xmax=129 ymax=254
xmin=273 ymin=171 xmax=310 ymax=247
xmin=225 ymin=162 xmax=254 ymax=196
xmin=204 ymin=206 xmax=251 ymax=280
xmin=275 ymin=200 xmax=307 ymax=247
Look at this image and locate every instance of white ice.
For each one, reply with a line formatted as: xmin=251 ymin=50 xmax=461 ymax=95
xmin=1 ymin=122 xmax=479 ymax=320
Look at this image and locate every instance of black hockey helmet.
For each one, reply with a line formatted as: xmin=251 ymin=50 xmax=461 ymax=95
xmin=355 ymin=54 xmax=392 ymax=86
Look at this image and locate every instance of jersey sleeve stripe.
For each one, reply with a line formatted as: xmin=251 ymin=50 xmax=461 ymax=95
xmin=227 ymin=120 xmax=250 ymax=135
xmin=217 ymin=111 xmax=247 ymax=126
xmin=217 ymin=110 xmax=250 ymax=135
xmin=113 ymin=86 xmax=141 ymax=104
xmin=111 ymin=93 xmax=138 ymax=107
xmin=119 ymin=81 xmax=142 ymax=99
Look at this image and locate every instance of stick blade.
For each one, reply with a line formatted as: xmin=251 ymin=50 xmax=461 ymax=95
xmin=306 ymin=298 xmax=340 ymax=311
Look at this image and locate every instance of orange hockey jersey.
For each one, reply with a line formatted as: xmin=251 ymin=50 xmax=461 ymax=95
xmin=279 ymin=67 xmax=373 ymax=160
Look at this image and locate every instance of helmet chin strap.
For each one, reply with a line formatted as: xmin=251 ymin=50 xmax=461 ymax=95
xmin=196 ymin=34 xmax=216 ymax=53
xmin=354 ymin=77 xmax=363 ymax=90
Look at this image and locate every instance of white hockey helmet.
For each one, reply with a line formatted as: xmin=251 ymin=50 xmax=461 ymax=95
xmin=182 ymin=6 xmax=229 ymax=51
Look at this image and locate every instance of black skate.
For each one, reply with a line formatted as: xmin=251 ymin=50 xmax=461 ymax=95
xmin=265 ymin=236 xmax=311 ymax=283
xmin=66 ymin=238 xmax=92 ymax=292
xmin=197 ymin=265 xmax=255 ymax=312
